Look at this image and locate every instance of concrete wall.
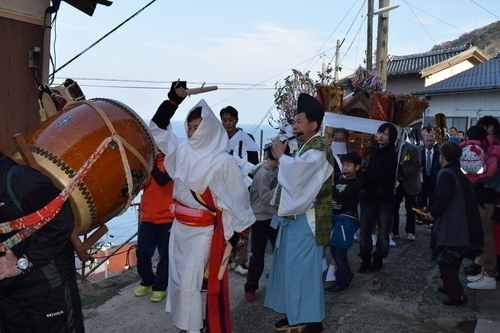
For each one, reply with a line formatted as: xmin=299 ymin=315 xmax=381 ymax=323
xmin=422 ymin=91 xmax=500 ymax=130
xmin=425 ymin=61 xmax=475 ymax=86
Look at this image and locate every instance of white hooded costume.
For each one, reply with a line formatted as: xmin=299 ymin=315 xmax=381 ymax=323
xmin=149 ymin=99 xmax=255 ymax=332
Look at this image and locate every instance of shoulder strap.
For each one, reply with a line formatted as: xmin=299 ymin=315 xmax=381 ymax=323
xmin=7 ymin=165 xmax=24 ymax=213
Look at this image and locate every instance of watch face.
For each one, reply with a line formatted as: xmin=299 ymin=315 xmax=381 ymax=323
xmin=17 ymin=258 xmax=29 ymax=270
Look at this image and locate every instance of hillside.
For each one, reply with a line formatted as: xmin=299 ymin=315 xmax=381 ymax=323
xmin=430 ymin=20 xmax=500 ymax=57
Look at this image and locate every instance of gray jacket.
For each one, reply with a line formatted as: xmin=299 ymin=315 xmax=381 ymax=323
xmin=249 ymin=162 xmax=278 ymax=221
xmin=398 ymin=142 xmax=422 ymax=196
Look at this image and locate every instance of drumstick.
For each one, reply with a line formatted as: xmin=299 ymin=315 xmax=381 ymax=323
xmin=185 ymin=86 xmax=218 ymax=95
xmin=217 ymin=241 xmax=233 ymax=280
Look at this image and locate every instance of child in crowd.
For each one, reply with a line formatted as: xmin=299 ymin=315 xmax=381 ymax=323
xmin=324 ymin=152 xmax=362 ymax=294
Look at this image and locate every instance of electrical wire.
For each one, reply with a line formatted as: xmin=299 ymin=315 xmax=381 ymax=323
xmin=469 ymin=0 xmax=500 ymax=20
xmin=403 ymin=1 xmax=437 ymax=46
xmin=403 ymin=1 xmax=468 ymax=34
xmin=50 ymin=0 xmax=157 ymax=79
xmin=303 ymin=0 xmax=361 ymax=72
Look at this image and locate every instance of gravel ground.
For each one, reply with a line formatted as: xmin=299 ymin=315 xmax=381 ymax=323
xmin=80 ymin=211 xmax=500 ymax=333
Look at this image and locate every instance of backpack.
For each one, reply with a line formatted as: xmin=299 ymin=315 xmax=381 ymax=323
xmin=460 ymin=144 xmax=486 ymax=175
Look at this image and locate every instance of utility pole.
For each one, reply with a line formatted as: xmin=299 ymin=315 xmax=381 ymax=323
xmin=334 ymin=39 xmax=341 ymax=81
xmin=366 ymin=0 xmax=374 ymax=71
xmin=376 ymin=0 xmax=389 ymax=90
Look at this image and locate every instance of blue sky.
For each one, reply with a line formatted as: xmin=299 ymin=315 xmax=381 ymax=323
xmin=50 ymin=0 xmax=499 ymax=130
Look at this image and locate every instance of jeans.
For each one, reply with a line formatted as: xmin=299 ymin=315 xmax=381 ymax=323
xmin=136 ymin=221 xmax=172 ymax=291
xmin=392 ymin=184 xmax=416 ymax=235
xmin=330 ymin=246 xmax=352 ymax=287
xmin=359 ymin=200 xmax=393 ymax=260
xmin=244 ymin=219 xmax=277 ymax=293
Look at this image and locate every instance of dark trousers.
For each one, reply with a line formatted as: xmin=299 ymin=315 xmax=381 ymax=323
xmin=136 ymin=221 xmax=172 ymax=291
xmin=419 ymin=176 xmax=435 ymax=209
xmin=438 ymin=256 xmax=465 ymax=301
xmin=392 ymin=184 xmax=416 ymax=235
xmin=244 ymin=219 xmax=277 ymax=293
xmin=330 ymin=246 xmax=352 ymax=287
xmin=359 ymin=200 xmax=393 ymax=260
xmin=0 ymin=278 xmax=84 ymax=333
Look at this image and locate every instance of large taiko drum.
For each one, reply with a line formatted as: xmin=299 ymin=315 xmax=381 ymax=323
xmin=17 ymin=98 xmax=155 ymax=235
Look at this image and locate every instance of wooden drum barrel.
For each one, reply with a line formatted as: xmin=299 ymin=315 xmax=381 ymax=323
xmin=17 ymin=98 xmax=155 ymax=235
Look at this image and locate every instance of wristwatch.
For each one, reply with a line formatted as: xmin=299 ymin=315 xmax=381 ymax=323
xmin=16 ymin=256 xmax=30 ymax=274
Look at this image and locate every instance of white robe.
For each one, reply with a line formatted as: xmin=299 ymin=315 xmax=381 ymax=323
xmin=149 ymin=100 xmax=254 ymax=331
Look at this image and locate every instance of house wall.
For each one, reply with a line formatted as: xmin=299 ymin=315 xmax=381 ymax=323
xmin=423 ymin=91 xmax=500 ymax=131
xmin=425 ymin=61 xmax=475 ymax=86
xmin=0 ymin=0 xmax=50 ymax=153
xmin=386 ymin=75 xmax=424 ymax=95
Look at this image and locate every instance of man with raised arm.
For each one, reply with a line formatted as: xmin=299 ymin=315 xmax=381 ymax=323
xmin=149 ymin=82 xmax=255 ymax=333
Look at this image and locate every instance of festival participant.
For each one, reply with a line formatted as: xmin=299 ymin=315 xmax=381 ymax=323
xmin=220 ymin=106 xmax=260 ymax=276
xmin=0 ymin=153 xmax=84 ymax=333
xmin=265 ymin=93 xmax=334 ymax=333
xmin=448 ymin=127 xmax=458 ymax=137
xmin=392 ymin=141 xmax=421 ymax=241
xmin=150 ymin=82 xmax=255 ymax=333
xmin=358 ymin=122 xmax=398 ymax=273
xmin=424 ymin=141 xmax=483 ymax=305
xmin=418 ymin=134 xmax=440 ymax=226
xmin=133 ymin=151 xmax=175 ymax=302
xmin=243 ymin=145 xmax=282 ymax=301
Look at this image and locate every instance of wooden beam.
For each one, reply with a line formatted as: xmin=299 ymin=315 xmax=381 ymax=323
xmin=11 ymin=133 xmax=41 ymax=171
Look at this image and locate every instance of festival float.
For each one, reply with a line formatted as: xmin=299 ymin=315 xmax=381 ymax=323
xmin=273 ymin=67 xmax=429 ymax=164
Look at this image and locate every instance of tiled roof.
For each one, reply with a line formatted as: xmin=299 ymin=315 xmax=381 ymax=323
xmin=412 ymin=56 xmax=500 ymax=95
xmin=387 ymin=45 xmax=471 ymax=75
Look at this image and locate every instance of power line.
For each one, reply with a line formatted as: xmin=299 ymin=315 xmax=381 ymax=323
xmin=50 ymin=0 xmax=157 ymax=78
xmin=404 ymin=1 xmax=437 ymax=46
xmin=55 ymin=77 xmax=273 ymax=87
xmin=470 ymin=0 xmax=500 ymax=20
xmin=303 ymin=0 xmax=362 ymax=72
xmin=403 ymin=1 xmax=468 ymax=34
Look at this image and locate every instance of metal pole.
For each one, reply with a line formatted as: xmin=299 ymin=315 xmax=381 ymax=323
xmin=367 ymin=0 xmax=374 ymax=71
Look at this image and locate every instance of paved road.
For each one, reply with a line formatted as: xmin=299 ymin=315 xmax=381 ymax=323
xmin=82 ymin=216 xmax=500 ymax=333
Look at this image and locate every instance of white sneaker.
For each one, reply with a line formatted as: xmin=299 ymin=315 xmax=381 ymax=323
xmin=407 ymin=233 xmax=416 ymax=241
xmin=234 ymin=264 xmax=248 ymax=276
xmin=372 ymin=234 xmax=378 ymax=246
xmin=325 ymin=264 xmax=337 ymax=282
xmin=467 ymin=275 xmax=497 ymax=290
xmin=322 ymin=258 xmax=328 ymax=272
xmin=467 ymin=271 xmax=485 ymax=282
xmin=389 ymin=238 xmax=397 ymax=247
xmin=354 ymin=233 xmax=360 ymax=241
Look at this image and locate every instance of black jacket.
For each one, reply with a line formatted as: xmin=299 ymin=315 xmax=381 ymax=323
xmin=0 ymin=154 xmax=75 ymax=298
xmin=360 ymin=142 xmax=398 ymax=204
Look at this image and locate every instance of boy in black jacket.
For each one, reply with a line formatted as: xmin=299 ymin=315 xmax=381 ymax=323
xmin=325 ymin=152 xmax=362 ymax=294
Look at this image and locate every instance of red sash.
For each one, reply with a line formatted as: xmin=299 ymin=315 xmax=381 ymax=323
xmin=192 ymin=189 xmax=232 ymax=333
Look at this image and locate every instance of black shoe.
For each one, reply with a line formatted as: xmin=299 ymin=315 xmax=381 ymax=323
xmin=346 ymin=274 xmax=355 ymax=289
xmin=370 ymin=257 xmax=383 ymax=271
xmin=324 ymin=283 xmax=348 ymax=295
xmin=357 ymin=260 xmax=371 ymax=273
xmin=273 ymin=317 xmax=306 ymax=331
xmin=302 ymin=322 xmax=323 ymax=333
xmin=437 ymin=286 xmax=448 ymax=295
xmin=463 ymin=263 xmax=482 ymax=276
xmin=443 ymin=295 xmax=468 ymax=306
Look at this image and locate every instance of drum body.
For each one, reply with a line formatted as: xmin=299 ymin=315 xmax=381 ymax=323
xmin=19 ymin=98 xmax=155 ymax=235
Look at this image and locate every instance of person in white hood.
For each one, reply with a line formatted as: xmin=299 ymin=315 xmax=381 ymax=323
xmin=149 ymin=82 xmax=255 ymax=333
